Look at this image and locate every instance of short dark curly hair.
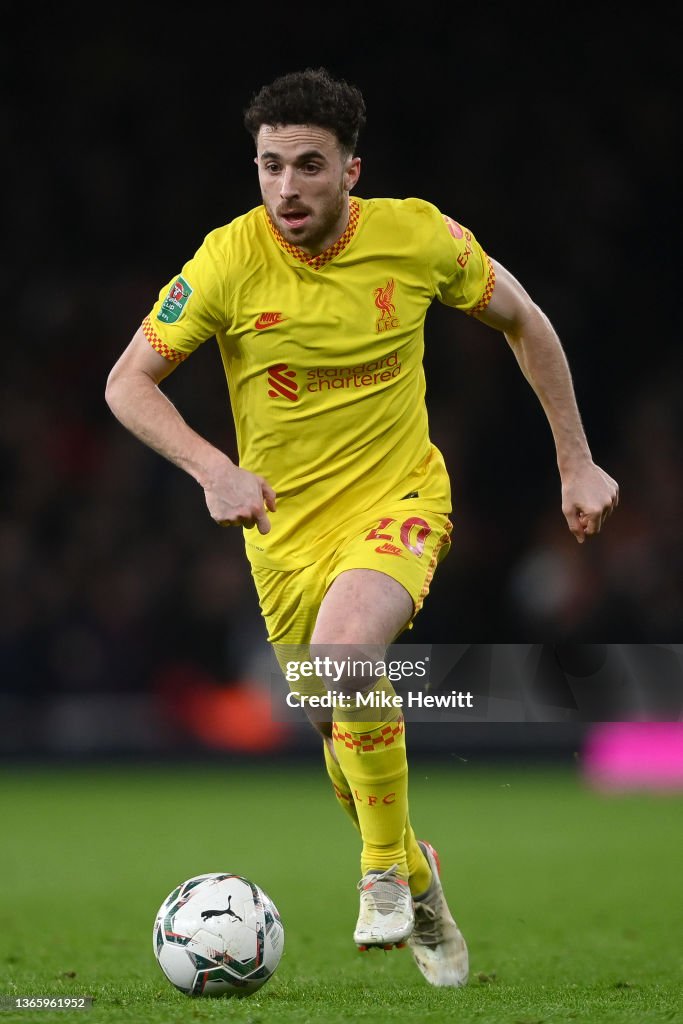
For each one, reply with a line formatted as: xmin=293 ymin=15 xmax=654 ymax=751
xmin=243 ymin=67 xmax=366 ymax=154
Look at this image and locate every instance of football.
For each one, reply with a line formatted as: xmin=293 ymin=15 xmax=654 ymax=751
xmin=152 ymin=872 xmax=284 ymax=997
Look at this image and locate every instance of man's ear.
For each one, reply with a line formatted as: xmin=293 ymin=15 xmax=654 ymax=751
xmin=345 ymin=156 xmax=361 ymax=192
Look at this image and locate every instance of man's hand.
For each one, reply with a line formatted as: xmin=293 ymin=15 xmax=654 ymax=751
xmin=201 ymin=454 xmax=277 ymax=535
xmin=561 ymin=461 xmax=619 ymax=544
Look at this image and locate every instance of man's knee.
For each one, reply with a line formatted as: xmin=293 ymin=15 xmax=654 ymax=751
xmin=312 ymin=569 xmax=413 ymax=650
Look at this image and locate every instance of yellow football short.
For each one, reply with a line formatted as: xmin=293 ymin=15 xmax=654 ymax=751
xmin=250 ymin=505 xmax=452 ymax=648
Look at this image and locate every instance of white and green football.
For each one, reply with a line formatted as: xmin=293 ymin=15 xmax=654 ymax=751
xmin=153 ymin=873 xmax=284 ymax=997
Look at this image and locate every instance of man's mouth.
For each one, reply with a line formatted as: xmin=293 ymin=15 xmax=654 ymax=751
xmin=279 ymin=210 xmax=310 ymax=229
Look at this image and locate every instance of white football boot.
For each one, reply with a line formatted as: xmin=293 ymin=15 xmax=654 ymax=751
xmin=354 ymin=864 xmax=414 ymax=950
xmin=407 ymin=841 xmax=469 ymax=986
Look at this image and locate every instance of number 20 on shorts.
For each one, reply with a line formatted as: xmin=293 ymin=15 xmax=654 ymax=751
xmin=365 ymin=517 xmax=432 ymax=557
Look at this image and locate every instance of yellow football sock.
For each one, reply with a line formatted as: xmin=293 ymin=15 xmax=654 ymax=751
xmin=332 ymin=677 xmax=411 ymax=877
xmin=324 ymin=721 xmax=432 ymax=891
xmin=322 ymin=738 xmax=360 ymax=832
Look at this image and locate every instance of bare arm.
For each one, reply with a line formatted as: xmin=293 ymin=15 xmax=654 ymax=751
xmin=473 ymin=260 xmax=619 ymax=543
xmin=105 ymin=328 xmax=276 ymax=533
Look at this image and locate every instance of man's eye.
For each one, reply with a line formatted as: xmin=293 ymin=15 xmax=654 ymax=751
xmin=304 ymin=164 xmax=321 ymax=174
xmin=265 ymin=163 xmax=280 ymax=173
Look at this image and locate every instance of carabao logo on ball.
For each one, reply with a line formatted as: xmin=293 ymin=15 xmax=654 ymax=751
xmin=158 ymin=275 xmax=193 ymax=324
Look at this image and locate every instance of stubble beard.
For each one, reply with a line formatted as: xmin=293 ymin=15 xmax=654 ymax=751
xmin=267 ymin=182 xmax=348 ymax=255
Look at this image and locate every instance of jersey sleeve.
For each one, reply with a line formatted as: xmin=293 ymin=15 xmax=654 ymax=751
xmin=424 ymin=203 xmax=495 ymax=315
xmin=142 ymin=229 xmax=229 ymax=362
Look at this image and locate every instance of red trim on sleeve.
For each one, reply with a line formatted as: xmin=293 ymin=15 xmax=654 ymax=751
xmin=141 ymin=315 xmax=188 ymax=363
xmin=467 ymin=255 xmax=496 ymax=316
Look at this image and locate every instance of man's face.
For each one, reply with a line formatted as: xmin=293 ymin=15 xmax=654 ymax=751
xmin=255 ymin=124 xmax=361 ymax=254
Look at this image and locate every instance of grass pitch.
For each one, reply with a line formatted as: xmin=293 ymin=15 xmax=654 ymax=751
xmin=0 ymin=758 xmax=681 ymax=1023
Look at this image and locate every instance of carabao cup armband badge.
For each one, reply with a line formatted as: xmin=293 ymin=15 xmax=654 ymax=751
xmin=157 ymin=275 xmax=193 ymax=324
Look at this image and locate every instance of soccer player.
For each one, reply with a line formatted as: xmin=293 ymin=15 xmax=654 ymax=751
xmin=105 ymin=68 xmax=619 ymax=987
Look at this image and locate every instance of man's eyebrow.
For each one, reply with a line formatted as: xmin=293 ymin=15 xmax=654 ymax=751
xmin=259 ymin=149 xmax=328 ymax=163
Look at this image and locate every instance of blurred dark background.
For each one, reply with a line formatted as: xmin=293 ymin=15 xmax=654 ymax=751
xmin=1 ymin=8 xmax=680 ymax=758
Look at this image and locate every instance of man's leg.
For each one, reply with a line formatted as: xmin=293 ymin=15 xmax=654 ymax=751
xmin=311 ymin=568 xmax=432 ymax=946
xmin=323 ymin=734 xmax=430 ymax=894
xmin=251 ymin=535 xmax=467 ymax=980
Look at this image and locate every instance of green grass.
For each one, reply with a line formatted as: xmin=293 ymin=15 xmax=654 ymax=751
xmin=0 ymin=760 xmax=681 ymax=1023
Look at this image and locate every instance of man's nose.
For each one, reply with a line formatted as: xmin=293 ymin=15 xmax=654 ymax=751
xmin=280 ymin=167 xmax=299 ymax=199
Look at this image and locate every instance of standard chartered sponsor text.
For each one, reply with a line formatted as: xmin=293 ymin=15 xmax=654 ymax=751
xmin=306 ymin=352 xmax=400 ymax=391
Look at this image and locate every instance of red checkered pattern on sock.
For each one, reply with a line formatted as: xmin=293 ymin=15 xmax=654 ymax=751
xmin=332 ymin=716 xmax=404 ymax=752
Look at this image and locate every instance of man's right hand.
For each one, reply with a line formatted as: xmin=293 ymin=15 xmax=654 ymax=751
xmin=201 ymin=454 xmax=277 ymax=535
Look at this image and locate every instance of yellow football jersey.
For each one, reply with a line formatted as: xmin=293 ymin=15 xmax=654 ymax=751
xmin=143 ymin=196 xmax=494 ymax=569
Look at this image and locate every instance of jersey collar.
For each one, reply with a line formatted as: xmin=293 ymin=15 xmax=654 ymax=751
xmin=265 ymin=198 xmax=361 ymax=271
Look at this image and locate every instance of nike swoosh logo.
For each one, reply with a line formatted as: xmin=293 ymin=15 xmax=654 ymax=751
xmin=375 ymin=543 xmax=403 ymax=557
xmin=254 ymin=313 xmax=288 ymax=330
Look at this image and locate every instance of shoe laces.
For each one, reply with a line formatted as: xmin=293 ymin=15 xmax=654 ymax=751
xmin=412 ymin=897 xmax=443 ymax=946
xmin=357 ymin=865 xmax=408 ymax=916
